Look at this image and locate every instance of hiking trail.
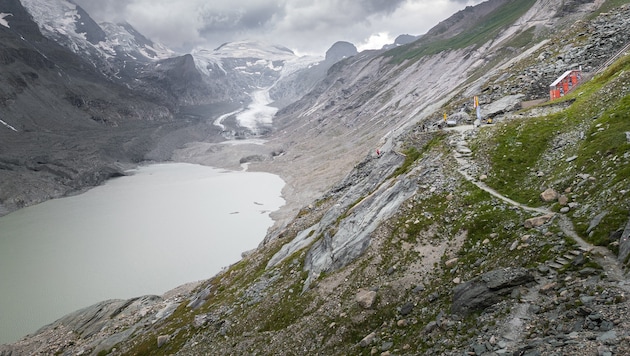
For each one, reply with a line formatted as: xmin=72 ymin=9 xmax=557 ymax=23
xmin=447 ymin=125 xmax=629 ymax=289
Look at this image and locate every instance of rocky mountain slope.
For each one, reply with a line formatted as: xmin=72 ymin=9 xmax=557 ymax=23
xmin=0 ymin=0 xmax=178 ymax=215
xmin=2 ymin=0 xmax=630 ymax=355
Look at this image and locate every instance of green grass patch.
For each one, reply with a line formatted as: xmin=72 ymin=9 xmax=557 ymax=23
xmin=259 ymin=272 xmax=313 ymax=332
xmin=389 ymin=133 xmax=446 ymax=179
xmin=402 ymin=193 xmax=450 ymax=238
xmin=390 ymin=146 xmax=422 ymax=178
xmin=576 ymin=206 xmax=629 ymax=248
xmin=504 ymin=26 xmax=536 ymax=49
xmin=385 ymin=0 xmax=536 ymax=64
xmin=455 ymin=205 xmax=524 ymax=273
xmin=128 ymin=303 xmax=195 ymax=356
xmin=575 ymin=95 xmax=630 ymax=180
xmin=484 ymin=114 xmax=565 ymax=205
xmin=590 ymin=0 xmax=630 ymax=17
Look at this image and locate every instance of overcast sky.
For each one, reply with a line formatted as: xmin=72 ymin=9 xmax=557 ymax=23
xmin=73 ymin=0 xmax=485 ymax=55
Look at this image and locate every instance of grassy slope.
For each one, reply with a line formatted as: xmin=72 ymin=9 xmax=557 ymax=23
xmin=480 ymin=54 xmax=630 ymax=249
xmin=385 ymin=0 xmax=537 ymax=64
xmin=593 ymin=0 xmax=630 ymax=15
xmin=120 ymin=129 xmax=588 ymax=355
xmin=113 ymin=2 xmax=630 ymax=355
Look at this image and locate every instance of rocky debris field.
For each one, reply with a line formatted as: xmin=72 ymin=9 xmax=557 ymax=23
xmin=460 ymin=4 xmax=630 ymax=115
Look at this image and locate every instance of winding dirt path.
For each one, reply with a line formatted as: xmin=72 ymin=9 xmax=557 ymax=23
xmin=448 ymin=125 xmax=629 ymax=287
xmin=446 ymin=124 xmax=630 ymax=349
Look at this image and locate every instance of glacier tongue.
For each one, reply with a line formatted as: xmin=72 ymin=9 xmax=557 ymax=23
xmin=236 ymin=88 xmax=278 ymax=133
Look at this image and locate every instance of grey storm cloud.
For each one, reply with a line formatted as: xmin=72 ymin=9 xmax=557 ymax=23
xmin=198 ymin=2 xmax=285 ymax=35
xmin=73 ymin=0 xmax=127 ymax=22
xmin=72 ymin=0 xmax=484 ymax=54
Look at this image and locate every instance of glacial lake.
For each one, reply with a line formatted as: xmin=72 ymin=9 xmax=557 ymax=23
xmin=0 ymin=163 xmax=285 ymax=344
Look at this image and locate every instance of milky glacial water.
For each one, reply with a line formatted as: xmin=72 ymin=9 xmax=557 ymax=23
xmin=0 ymin=163 xmax=284 ymax=344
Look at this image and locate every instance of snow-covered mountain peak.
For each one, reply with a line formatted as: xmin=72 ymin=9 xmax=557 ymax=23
xmin=210 ymin=40 xmax=297 ymax=61
xmin=191 ymin=40 xmax=322 ymax=80
xmin=21 ymin=0 xmax=87 ymax=42
xmin=20 ymin=0 xmax=174 ymax=64
xmin=99 ymin=22 xmax=175 ymax=60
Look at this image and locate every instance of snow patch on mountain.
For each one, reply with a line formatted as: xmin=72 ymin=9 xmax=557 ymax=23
xmin=0 ymin=13 xmax=13 ymax=28
xmin=0 ymin=119 xmax=18 ymax=132
xmin=98 ymin=22 xmax=174 ymax=60
xmin=277 ymin=54 xmax=324 ymax=80
xmin=212 ymin=41 xmax=296 ymax=60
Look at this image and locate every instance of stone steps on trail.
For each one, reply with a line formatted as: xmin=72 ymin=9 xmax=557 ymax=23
xmin=563 ymin=252 xmax=580 ymax=260
xmin=547 ymin=248 xmax=592 ymax=270
xmin=556 ymin=257 xmax=569 ymax=265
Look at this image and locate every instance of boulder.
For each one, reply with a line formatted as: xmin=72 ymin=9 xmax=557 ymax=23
xmin=483 ymin=94 xmax=525 ymax=117
xmin=188 ymin=286 xmax=212 ymax=309
xmin=359 ymin=332 xmax=376 ymax=347
xmin=356 ymin=289 xmax=377 ymax=309
xmin=451 ymin=268 xmax=534 ymax=315
xmin=524 ymin=213 xmax=554 ymax=229
xmin=540 ymin=188 xmax=558 ymax=202
xmin=558 ymin=195 xmax=569 ymax=206
xmin=157 ymin=335 xmax=169 ymax=348
xmin=445 ymin=257 xmax=459 ymax=268
xmin=399 ymin=302 xmax=414 ymax=316
xmin=587 ymin=211 xmax=608 ymax=234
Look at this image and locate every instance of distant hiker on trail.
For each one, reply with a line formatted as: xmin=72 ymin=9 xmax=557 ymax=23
xmin=376 ymin=149 xmax=381 ymax=157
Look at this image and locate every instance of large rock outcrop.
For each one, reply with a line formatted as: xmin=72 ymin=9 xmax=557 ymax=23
xmin=452 ymin=268 xmax=534 ymax=315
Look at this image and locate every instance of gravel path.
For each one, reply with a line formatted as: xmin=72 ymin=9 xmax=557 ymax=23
xmin=448 ymin=125 xmax=629 ymax=287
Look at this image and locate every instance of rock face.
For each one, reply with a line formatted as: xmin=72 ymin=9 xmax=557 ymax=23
xmin=617 ymin=217 xmax=630 ymax=262
xmin=482 ymin=94 xmax=524 ymax=119
xmin=325 ymin=41 xmax=358 ymax=62
xmin=0 ymin=296 xmax=168 ymax=355
xmin=451 ymin=268 xmax=534 ymax=315
xmin=303 ymin=148 xmax=416 ymax=284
